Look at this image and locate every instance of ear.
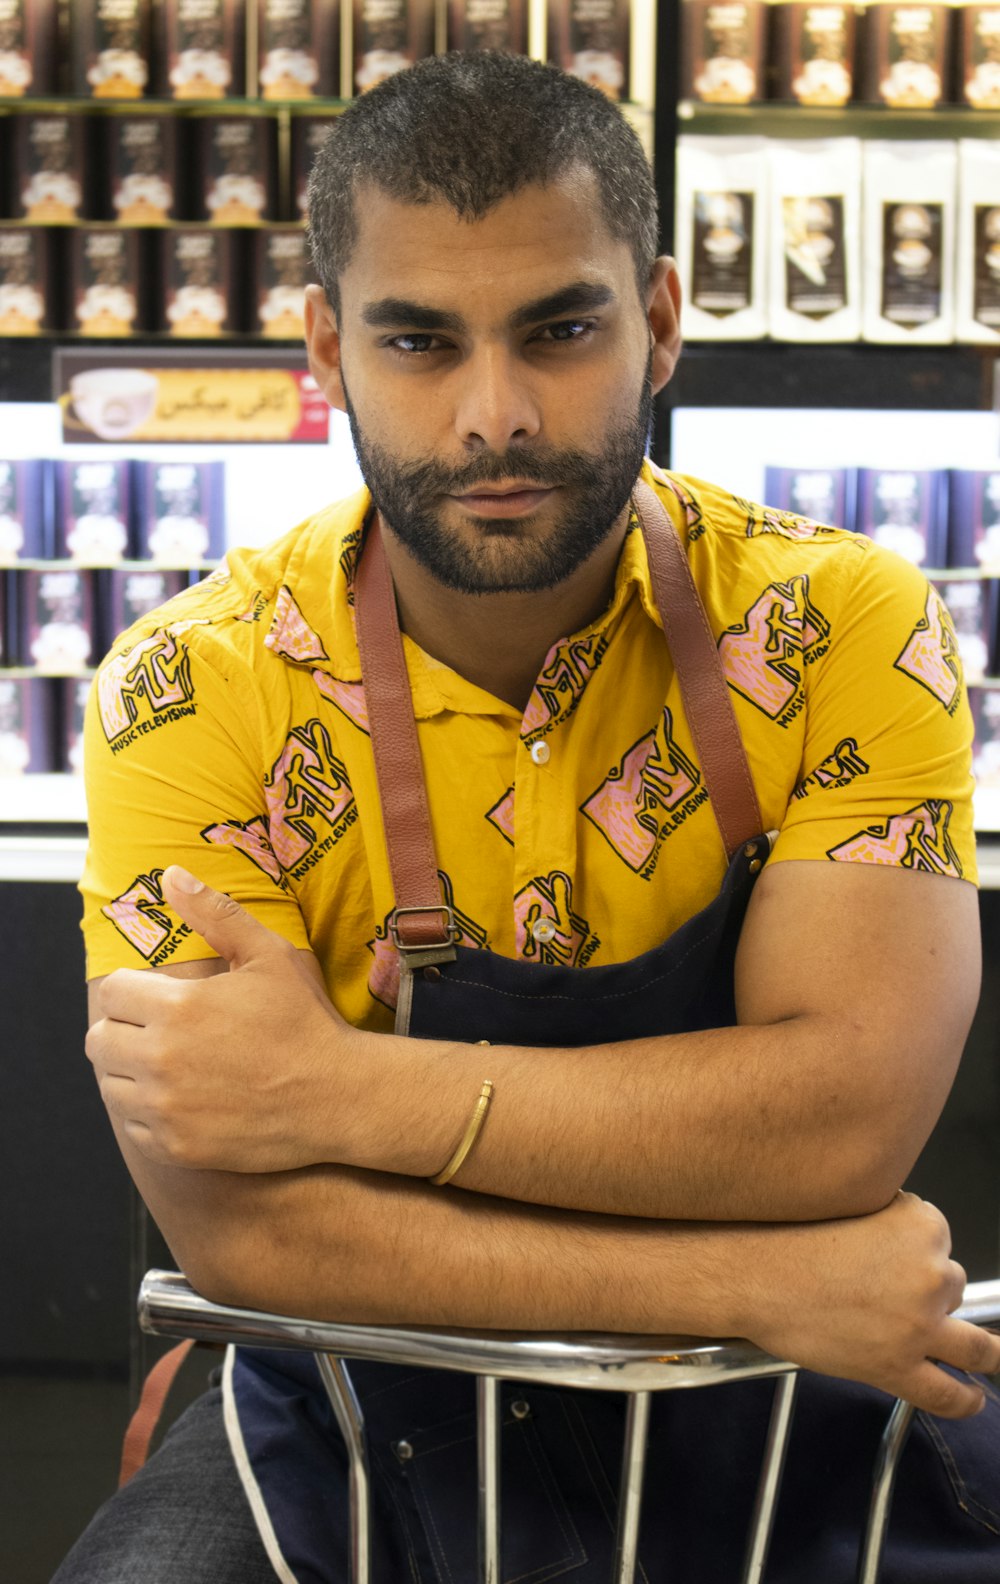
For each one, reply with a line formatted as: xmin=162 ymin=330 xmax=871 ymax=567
xmin=645 ymin=258 xmax=683 ymax=396
xmin=304 ymin=284 xmax=346 ymax=412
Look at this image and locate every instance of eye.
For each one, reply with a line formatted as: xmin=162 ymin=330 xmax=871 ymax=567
xmin=534 ymin=319 xmax=596 ymax=344
xmin=385 ymin=333 xmax=447 ymax=358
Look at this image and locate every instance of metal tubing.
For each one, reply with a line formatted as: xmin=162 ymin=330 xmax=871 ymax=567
xmin=612 ymin=1389 xmax=652 ymax=1584
xmin=740 ymin=1372 xmax=799 ymax=1584
xmin=477 ymin=1376 xmax=501 ymax=1584
xmin=316 ymin=1354 xmax=372 ymax=1584
xmin=855 ymin=1399 xmax=916 ymax=1584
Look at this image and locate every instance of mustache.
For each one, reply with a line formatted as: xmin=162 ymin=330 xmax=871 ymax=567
xmin=380 ymin=448 xmax=602 ymax=496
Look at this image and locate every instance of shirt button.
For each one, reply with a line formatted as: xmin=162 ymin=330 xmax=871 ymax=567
xmin=531 ymin=918 xmax=557 ymax=943
xmin=529 ymin=740 xmax=550 ymax=765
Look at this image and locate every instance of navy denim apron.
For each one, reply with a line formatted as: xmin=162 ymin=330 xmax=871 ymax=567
xmin=228 ymin=486 xmax=1000 ymax=1583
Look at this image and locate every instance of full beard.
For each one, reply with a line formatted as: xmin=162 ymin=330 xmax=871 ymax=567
xmin=340 ymin=351 xmax=653 ymax=595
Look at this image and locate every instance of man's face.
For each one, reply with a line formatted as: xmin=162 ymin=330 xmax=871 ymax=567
xmin=326 ymin=169 xmax=657 ymax=595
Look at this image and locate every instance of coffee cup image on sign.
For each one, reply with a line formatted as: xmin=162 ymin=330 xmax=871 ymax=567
xmin=115 ymin=173 xmax=173 ymax=222
xmin=783 ymin=197 xmax=837 ymax=285
xmin=698 ymin=192 xmax=747 ymax=261
xmin=69 ymin=368 xmax=159 ymax=439
xmin=259 ymin=46 xmax=320 ymax=95
xmin=170 ymin=47 xmax=232 ymax=94
xmin=87 ymin=46 xmax=148 ymax=93
xmin=891 ymin=204 xmax=934 ymax=277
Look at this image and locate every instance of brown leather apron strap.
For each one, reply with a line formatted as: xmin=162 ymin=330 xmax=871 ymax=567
xmin=631 ymin=479 xmax=763 ymax=856
xmin=118 ymin=1337 xmax=196 ymax=1488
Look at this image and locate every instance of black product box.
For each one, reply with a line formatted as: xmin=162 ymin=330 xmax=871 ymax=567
xmin=855 ymin=468 xmax=948 ymax=567
xmin=289 ymin=114 xmax=338 ymax=220
xmin=161 ymin=0 xmax=245 ymax=97
xmin=17 ymin=566 xmax=97 ymax=671
xmin=258 ymin=0 xmax=338 ymax=98
xmin=136 ymin=460 xmax=225 ymax=563
xmin=0 ymin=674 xmax=56 ymax=772
xmin=958 ymin=2 xmax=1000 ymax=108
xmin=251 ymin=225 xmax=309 ymax=338
xmin=69 ymin=226 xmax=145 ymax=337
xmin=948 ymin=470 xmax=1000 ymax=570
xmin=770 ymin=0 xmax=856 ymax=105
xmin=548 ymin=0 xmax=630 ymax=98
xmin=195 ymin=117 xmax=278 ymax=225
xmin=105 ymin=115 xmax=179 ymax=224
xmin=0 ymin=0 xmax=58 ymax=95
xmin=102 ymin=566 xmax=187 ymax=643
xmin=72 ymin=0 xmax=151 ymax=96
xmin=934 ymin=577 xmax=997 ymax=683
xmin=448 ymin=0 xmax=527 ymax=52
xmin=61 ymin=674 xmax=93 ymax=775
xmin=860 ymin=1 xmax=952 ymax=106
xmin=11 ymin=114 xmax=88 ymax=224
xmin=157 ymin=227 xmax=241 ymax=335
xmin=0 ymin=459 xmax=48 ymax=562
xmin=680 ymin=0 xmax=763 ymax=103
xmin=764 ymin=466 xmax=853 ymax=529
xmin=353 ymin=0 xmax=434 ymax=92
xmin=972 ymin=685 xmax=1000 ymax=787
xmin=53 ymin=459 xmax=132 ymax=563
xmin=0 ymin=227 xmax=53 ymax=335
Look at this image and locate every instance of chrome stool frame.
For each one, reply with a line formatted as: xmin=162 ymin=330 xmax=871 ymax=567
xmin=139 ymin=1271 xmax=1000 ymax=1584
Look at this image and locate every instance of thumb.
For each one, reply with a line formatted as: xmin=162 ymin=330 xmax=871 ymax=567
xmin=160 ymin=865 xmax=277 ymax=969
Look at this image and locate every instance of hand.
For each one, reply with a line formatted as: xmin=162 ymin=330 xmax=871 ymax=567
xmin=741 ymin=1192 xmax=1000 ymax=1418
xmin=86 ymin=866 xmax=361 ymax=1173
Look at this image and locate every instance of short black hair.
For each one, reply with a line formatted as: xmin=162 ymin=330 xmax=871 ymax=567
xmin=306 ymin=51 xmax=659 ymax=318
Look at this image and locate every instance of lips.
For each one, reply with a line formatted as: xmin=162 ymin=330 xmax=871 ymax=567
xmin=452 ymin=486 xmax=555 ymax=518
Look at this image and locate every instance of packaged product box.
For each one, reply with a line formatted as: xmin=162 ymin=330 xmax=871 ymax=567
xmin=862 ymin=141 xmax=957 ymax=344
xmin=162 ymin=0 xmax=244 ymax=97
xmin=54 ymin=459 xmax=132 ymax=564
xmin=680 ymin=0 xmax=765 ymax=102
xmin=860 ymin=0 xmax=952 ymax=106
xmin=290 ymin=113 xmax=338 ymax=220
xmin=258 ymin=0 xmax=338 ymax=98
xmin=17 ymin=567 xmax=97 ymax=672
xmin=0 ymin=227 xmax=52 ymax=335
xmin=675 ymin=136 xmax=768 ymax=340
xmin=12 ymin=115 xmax=87 ymax=224
xmin=934 ymin=577 xmax=996 ymax=681
xmin=958 ymin=1 xmax=1000 ymax=106
xmin=73 ymin=0 xmax=151 ymax=96
xmin=103 ymin=567 xmax=188 ymax=643
xmin=136 ymin=460 xmax=225 ymax=563
xmin=548 ymin=0 xmax=630 ymax=98
xmin=0 ymin=459 xmax=48 ymax=563
xmin=196 ymin=117 xmax=277 ymax=224
xmin=855 ymin=467 xmax=948 ymax=565
xmin=972 ymin=686 xmax=1000 ymax=786
xmin=0 ymin=0 xmax=58 ymax=95
xmin=770 ymin=0 xmax=857 ymax=104
xmin=948 ymin=470 xmax=1000 ymax=568
xmin=61 ymin=675 xmax=93 ymax=775
xmin=70 ymin=226 xmax=144 ymax=338
xmin=0 ymin=675 xmax=56 ymax=773
xmin=251 ymin=225 xmax=310 ymax=338
xmin=956 ymin=140 xmax=1000 ymax=345
xmin=763 ymin=466 xmax=853 ymax=528
xmin=353 ymin=0 xmax=435 ymax=93
xmin=158 ymin=227 xmax=240 ymax=336
xmin=106 ymin=116 xmax=179 ymax=224
xmin=448 ymin=0 xmax=527 ymax=51
xmin=768 ymin=138 xmax=862 ymax=342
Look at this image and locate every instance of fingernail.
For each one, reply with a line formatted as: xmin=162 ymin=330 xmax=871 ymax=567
xmin=166 ymin=865 xmax=204 ymax=895
xmin=973 ymin=1394 xmax=986 ymax=1415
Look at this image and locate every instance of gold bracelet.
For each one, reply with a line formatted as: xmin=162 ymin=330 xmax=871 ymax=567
xmin=429 ymin=1077 xmax=494 ymax=1187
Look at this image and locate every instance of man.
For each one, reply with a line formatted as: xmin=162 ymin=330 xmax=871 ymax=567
xmin=60 ymin=49 xmax=1000 ymax=1584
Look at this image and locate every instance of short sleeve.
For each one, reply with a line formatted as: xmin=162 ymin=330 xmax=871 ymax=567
xmin=771 ymin=543 xmax=978 ymax=886
xmin=80 ymin=621 xmax=311 ymax=978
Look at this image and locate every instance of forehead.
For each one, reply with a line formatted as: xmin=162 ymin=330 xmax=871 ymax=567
xmin=340 ymin=169 xmax=633 ymax=323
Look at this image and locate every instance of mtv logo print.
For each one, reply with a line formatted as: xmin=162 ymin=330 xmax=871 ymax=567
xmin=793 ymin=737 xmax=870 ymax=801
xmin=521 ymin=630 xmax=609 ymax=740
xmin=98 ymin=628 xmax=195 ymax=746
xmin=367 ymin=872 xmax=489 ymax=1009
xmin=581 ymin=708 xmax=703 ymax=874
xmin=514 ymin=871 xmax=600 ymax=967
xmin=102 ymin=869 xmax=172 ymax=958
xmin=265 ymin=718 xmax=356 ymax=874
xmin=827 ymin=800 xmax=962 ymax=878
xmin=313 ymin=671 xmax=369 ymax=734
xmin=894 ymin=589 xmax=962 ymax=714
xmin=719 ymin=575 xmax=831 ymax=725
xmin=264 ymin=585 xmax=329 ymax=664
xmin=201 ymin=814 xmax=282 ymax=882
xmin=485 ymin=785 xmax=515 ymax=845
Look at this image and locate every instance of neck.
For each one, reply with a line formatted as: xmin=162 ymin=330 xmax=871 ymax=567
xmin=378 ymin=506 xmax=631 ymax=712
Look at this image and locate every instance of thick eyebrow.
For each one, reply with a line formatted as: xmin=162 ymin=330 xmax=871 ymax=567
xmin=360 ymin=280 xmax=617 ymax=334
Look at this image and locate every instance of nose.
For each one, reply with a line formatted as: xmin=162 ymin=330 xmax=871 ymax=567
xmin=452 ymin=343 xmax=542 ymax=453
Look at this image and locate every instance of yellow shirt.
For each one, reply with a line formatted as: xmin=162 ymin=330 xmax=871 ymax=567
xmin=80 ymin=458 xmax=977 ymax=1028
